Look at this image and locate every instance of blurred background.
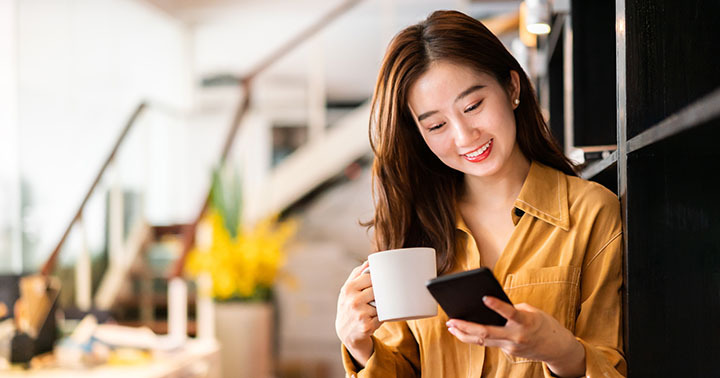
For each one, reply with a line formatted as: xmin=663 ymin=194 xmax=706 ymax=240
xmin=1 ymin=0 xmax=719 ymax=376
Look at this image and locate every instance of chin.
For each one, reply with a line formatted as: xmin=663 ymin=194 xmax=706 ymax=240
xmin=465 ymin=158 xmax=507 ymax=178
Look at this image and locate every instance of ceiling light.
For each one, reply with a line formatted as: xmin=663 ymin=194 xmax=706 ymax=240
xmin=525 ymin=0 xmax=551 ymax=35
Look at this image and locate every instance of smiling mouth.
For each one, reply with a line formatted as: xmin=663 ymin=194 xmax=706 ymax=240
xmin=462 ymin=139 xmax=493 ymax=162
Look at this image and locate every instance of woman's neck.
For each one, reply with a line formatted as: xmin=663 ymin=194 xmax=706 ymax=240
xmin=461 ymin=146 xmax=531 ymax=212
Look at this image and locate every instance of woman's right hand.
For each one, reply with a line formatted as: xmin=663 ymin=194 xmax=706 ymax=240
xmin=336 ymin=260 xmax=382 ymax=367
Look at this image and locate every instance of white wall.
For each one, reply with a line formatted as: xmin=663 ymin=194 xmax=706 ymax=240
xmin=16 ymin=0 xmax=192 ymax=269
xmin=0 ymin=0 xmax=22 ymax=273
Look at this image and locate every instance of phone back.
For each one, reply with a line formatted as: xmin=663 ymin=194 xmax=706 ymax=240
xmin=426 ymin=267 xmax=512 ymax=326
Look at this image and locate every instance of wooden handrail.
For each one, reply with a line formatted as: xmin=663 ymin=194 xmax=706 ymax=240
xmin=244 ymin=0 xmax=363 ymax=80
xmin=169 ymin=0 xmax=364 ymax=278
xmin=41 ymin=102 xmax=147 ymax=276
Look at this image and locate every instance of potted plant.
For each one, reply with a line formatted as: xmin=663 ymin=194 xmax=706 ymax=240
xmin=185 ymin=167 xmax=295 ymax=378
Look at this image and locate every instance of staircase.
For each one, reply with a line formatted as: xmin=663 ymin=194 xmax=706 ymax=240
xmin=261 ymin=101 xmax=371 ymax=216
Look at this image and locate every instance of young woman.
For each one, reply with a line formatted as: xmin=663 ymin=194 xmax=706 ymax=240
xmin=335 ymin=10 xmax=625 ymax=378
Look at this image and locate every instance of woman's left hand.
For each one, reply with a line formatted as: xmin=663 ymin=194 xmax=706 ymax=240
xmin=446 ymin=296 xmax=586 ymax=377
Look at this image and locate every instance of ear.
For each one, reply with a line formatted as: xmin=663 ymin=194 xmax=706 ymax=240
xmin=508 ymin=70 xmax=521 ymax=108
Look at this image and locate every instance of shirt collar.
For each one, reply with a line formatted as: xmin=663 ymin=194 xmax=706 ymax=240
xmin=512 ymin=161 xmax=570 ymax=231
xmin=455 ymin=161 xmax=570 ymax=232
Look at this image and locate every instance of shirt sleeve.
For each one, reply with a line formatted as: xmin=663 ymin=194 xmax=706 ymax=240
xmin=341 ymin=320 xmax=421 ymax=377
xmin=542 ymin=231 xmax=627 ymax=378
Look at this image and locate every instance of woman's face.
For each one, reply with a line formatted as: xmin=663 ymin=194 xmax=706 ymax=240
xmin=408 ymin=61 xmax=521 ymax=179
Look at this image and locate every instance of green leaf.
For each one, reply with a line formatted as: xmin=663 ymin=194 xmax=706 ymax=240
xmin=209 ymin=164 xmax=243 ymax=238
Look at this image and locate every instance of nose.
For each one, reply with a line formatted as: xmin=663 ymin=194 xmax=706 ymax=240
xmin=451 ymin=118 xmax=480 ymax=148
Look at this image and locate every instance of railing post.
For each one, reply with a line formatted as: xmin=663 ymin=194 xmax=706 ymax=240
xmin=168 ymin=276 xmax=188 ymax=341
xmin=109 ymin=161 xmax=125 ymax=267
xmin=75 ymin=214 xmax=92 ymax=312
xmin=196 ymin=273 xmax=215 ymax=340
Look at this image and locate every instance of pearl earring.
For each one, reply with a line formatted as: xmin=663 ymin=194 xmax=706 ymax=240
xmin=514 ymin=98 xmax=520 ymax=105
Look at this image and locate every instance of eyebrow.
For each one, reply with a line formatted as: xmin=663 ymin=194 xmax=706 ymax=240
xmin=416 ymin=84 xmax=486 ymax=122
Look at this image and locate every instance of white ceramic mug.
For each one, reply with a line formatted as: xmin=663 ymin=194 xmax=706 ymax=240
xmin=365 ymin=247 xmax=438 ymax=322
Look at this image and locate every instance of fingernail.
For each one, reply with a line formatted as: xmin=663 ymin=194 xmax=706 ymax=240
xmin=445 ymin=321 xmax=451 ymax=327
xmin=482 ymin=296 xmax=490 ymax=303
xmin=447 ymin=327 xmax=455 ymax=334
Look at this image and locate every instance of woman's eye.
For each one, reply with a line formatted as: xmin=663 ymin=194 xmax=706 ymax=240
xmin=429 ymin=122 xmax=445 ymax=131
xmin=464 ymin=101 xmax=482 ymax=113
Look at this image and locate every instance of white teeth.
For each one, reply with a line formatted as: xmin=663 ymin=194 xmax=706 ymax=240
xmin=465 ymin=140 xmax=492 ymax=158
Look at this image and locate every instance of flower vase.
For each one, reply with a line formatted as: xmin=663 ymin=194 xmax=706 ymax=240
xmin=214 ymin=301 xmax=273 ymax=378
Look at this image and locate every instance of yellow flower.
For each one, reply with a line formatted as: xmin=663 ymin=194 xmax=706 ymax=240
xmin=185 ymin=209 xmax=297 ymax=301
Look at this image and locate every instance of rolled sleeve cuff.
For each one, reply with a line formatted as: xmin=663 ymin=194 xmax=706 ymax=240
xmin=341 ymin=342 xmax=362 ymax=377
xmin=341 ymin=336 xmax=400 ymax=377
xmin=541 ymin=338 xmax=626 ymax=378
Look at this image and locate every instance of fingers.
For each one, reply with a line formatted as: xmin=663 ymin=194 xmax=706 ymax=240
xmin=357 ymin=286 xmax=376 ymax=308
xmin=448 ymin=325 xmax=510 ymax=349
xmin=446 ymin=319 xmax=510 ymax=342
xmin=344 ymin=261 xmax=372 ymax=292
xmin=483 ymin=296 xmax=523 ymax=323
xmin=352 ymin=286 xmax=377 ymax=317
xmin=342 ymin=279 xmax=376 ymax=314
xmin=513 ymin=302 xmax=537 ymax=312
xmin=447 ymin=325 xmax=485 ymax=345
xmin=348 ymin=260 xmax=370 ymax=281
xmin=446 ymin=322 xmax=504 ymax=346
xmin=351 ymin=270 xmax=372 ymax=291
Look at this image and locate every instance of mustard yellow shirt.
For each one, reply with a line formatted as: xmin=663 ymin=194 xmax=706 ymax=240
xmin=342 ymin=161 xmax=626 ymax=377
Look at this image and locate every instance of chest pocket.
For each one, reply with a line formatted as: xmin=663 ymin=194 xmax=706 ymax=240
xmin=500 ymin=266 xmax=581 ymax=364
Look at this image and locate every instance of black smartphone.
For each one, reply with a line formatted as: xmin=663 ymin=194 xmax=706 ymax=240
xmin=426 ymin=267 xmax=512 ymax=326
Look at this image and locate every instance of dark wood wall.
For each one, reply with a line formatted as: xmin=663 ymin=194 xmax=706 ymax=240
xmin=622 ymin=0 xmax=720 ymax=375
xmin=546 ymin=0 xmax=720 ymax=375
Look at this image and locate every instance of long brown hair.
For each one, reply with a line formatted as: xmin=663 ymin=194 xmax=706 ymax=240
xmin=367 ymin=10 xmax=575 ymax=274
